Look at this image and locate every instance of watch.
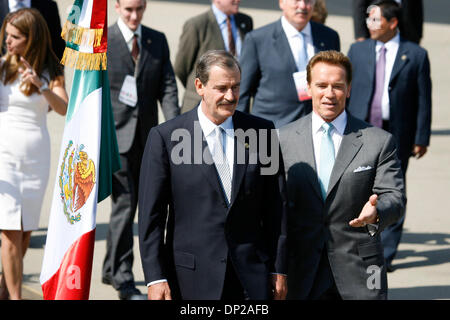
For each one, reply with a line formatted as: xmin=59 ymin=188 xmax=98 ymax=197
xmin=39 ymin=82 xmax=50 ymax=93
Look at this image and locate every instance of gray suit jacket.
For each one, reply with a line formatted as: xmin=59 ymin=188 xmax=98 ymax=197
xmin=237 ymin=19 xmax=340 ymax=128
xmin=174 ymin=9 xmax=253 ymax=113
xmin=279 ymin=113 xmax=406 ymax=299
xmin=108 ymin=23 xmax=179 ymax=154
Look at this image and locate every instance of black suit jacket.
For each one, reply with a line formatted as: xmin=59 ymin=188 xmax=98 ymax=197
xmin=237 ymin=19 xmax=340 ymax=128
xmin=347 ymin=37 xmax=432 ymax=162
xmin=352 ymin=0 xmax=423 ymax=43
xmin=108 ymin=23 xmax=179 ymax=154
xmin=138 ymin=108 xmax=287 ymax=300
xmin=0 ymin=0 xmax=66 ymax=59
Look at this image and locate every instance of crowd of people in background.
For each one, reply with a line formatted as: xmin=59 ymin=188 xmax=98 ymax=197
xmin=0 ymin=0 xmax=431 ymax=301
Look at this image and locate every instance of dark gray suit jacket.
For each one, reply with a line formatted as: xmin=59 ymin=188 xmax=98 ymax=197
xmin=279 ymin=113 xmax=405 ymax=299
xmin=347 ymin=37 xmax=432 ymax=163
xmin=108 ymin=23 xmax=179 ymax=154
xmin=0 ymin=0 xmax=65 ymax=59
xmin=174 ymin=9 xmax=253 ymax=113
xmin=237 ymin=19 xmax=340 ymax=128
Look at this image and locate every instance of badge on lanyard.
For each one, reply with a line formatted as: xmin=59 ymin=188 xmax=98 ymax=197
xmin=119 ymin=75 xmax=138 ymax=107
xmin=292 ymin=71 xmax=311 ymax=102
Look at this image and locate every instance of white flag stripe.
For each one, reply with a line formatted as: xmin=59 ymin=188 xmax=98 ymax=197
xmin=78 ymin=0 xmax=94 ymax=29
xmin=40 ymin=87 xmax=102 ymax=284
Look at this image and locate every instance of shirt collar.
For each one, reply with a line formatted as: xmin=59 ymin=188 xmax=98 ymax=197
xmin=312 ymin=109 xmax=347 ymax=135
xmin=376 ymin=32 xmax=400 ymax=52
xmin=281 ymin=16 xmax=311 ymax=39
xmin=117 ymin=16 xmax=142 ymax=43
xmin=212 ymin=3 xmax=233 ymax=25
xmin=197 ymin=104 xmax=234 ymax=137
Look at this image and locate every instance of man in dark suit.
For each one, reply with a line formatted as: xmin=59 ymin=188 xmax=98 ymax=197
xmin=353 ymin=0 xmax=423 ymax=44
xmin=174 ymin=0 xmax=253 ymax=113
xmin=0 ymin=0 xmax=65 ymax=59
xmin=138 ymin=50 xmax=287 ymax=300
xmin=347 ymin=0 xmax=431 ymax=271
xmin=279 ymin=50 xmax=406 ymax=299
xmin=102 ymin=0 xmax=179 ymax=300
xmin=237 ymin=0 xmax=340 ymax=128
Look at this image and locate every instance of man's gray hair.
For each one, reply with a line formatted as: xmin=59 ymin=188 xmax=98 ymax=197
xmin=195 ymin=50 xmax=241 ymax=85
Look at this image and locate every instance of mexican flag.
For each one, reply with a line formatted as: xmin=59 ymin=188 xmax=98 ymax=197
xmin=40 ymin=0 xmax=120 ymax=300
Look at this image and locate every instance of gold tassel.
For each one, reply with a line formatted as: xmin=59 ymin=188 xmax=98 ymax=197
xmin=60 ymin=47 xmax=107 ymax=71
xmin=61 ymin=21 xmax=104 ymax=48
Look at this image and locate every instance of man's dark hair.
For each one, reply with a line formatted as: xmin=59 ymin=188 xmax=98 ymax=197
xmin=195 ymin=50 xmax=241 ymax=85
xmin=370 ymin=0 xmax=401 ymax=22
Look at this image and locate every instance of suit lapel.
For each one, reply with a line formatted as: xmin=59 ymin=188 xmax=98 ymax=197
xmin=110 ymin=23 xmax=135 ymax=73
xmin=235 ymin=14 xmax=249 ymax=42
xmin=229 ymin=113 xmax=249 ymax=207
xmin=207 ymin=9 xmax=226 ymax=50
xmin=327 ymin=116 xmax=363 ymax=198
xmin=136 ymin=27 xmax=151 ymax=79
xmin=295 ymin=115 xmax=322 ymax=200
xmin=310 ymin=22 xmax=327 ymax=53
xmin=273 ymin=20 xmax=298 ymax=75
xmin=389 ymin=38 xmax=409 ymax=84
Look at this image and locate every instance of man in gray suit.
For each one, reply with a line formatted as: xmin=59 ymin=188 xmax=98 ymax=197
xmin=237 ymin=0 xmax=340 ymax=128
xmin=174 ymin=0 xmax=253 ymax=113
xmin=102 ymin=0 xmax=179 ymax=300
xmin=278 ymin=50 xmax=405 ymax=299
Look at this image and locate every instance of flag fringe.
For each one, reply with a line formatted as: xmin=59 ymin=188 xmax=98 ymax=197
xmin=61 ymin=21 xmax=104 ymax=48
xmin=61 ymin=47 xmax=107 ymax=71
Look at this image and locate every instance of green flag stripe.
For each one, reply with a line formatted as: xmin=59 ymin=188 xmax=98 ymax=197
xmin=67 ymin=0 xmax=85 ymax=25
xmin=66 ymin=70 xmax=101 ymax=123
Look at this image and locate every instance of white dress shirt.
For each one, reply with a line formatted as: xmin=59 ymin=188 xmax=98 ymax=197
xmin=212 ymin=3 xmax=242 ymax=57
xmin=198 ymin=104 xmax=235 ymax=180
xmin=8 ymin=0 xmax=31 ymax=11
xmin=117 ymin=16 xmax=142 ymax=54
xmin=281 ymin=16 xmax=314 ymax=72
xmin=376 ymin=32 xmax=400 ymax=121
xmin=312 ymin=110 xmax=347 ymax=174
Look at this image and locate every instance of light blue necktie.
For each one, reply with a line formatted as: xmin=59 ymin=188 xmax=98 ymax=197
xmin=318 ymin=123 xmax=335 ymax=201
xmin=298 ymin=31 xmax=309 ymax=71
xmin=213 ymin=126 xmax=232 ymax=206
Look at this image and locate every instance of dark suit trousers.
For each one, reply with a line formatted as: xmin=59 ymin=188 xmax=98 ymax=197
xmin=102 ymin=122 xmax=144 ymax=290
xmin=220 ymin=257 xmax=248 ymax=300
xmin=381 ymin=152 xmax=409 ymax=265
xmin=307 ymin=250 xmax=341 ymax=300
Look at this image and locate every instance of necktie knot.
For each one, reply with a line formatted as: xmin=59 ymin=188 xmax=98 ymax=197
xmin=322 ymin=122 xmax=333 ymax=135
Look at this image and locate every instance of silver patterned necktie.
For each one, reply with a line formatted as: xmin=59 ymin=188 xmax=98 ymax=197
xmin=318 ymin=122 xmax=335 ymax=201
xmin=213 ymin=126 xmax=232 ymax=206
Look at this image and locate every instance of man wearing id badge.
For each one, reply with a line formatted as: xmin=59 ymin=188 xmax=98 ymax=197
xmin=103 ymin=0 xmax=179 ymax=300
xmin=238 ymin=0 xmax=340 ymax=128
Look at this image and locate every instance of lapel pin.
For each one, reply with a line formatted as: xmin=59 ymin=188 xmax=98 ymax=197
xmin=147 ymin=39 xmax=151 ymax=44
xmin=244 ymin=142 xmax=249 ymax=149
xmin=241 ymin=23 xmax=246 ymax=29
xmin=320 ymin=42 xmax=325 ymax=47
xmin=401 ymin=54 xmax=407 ymax=60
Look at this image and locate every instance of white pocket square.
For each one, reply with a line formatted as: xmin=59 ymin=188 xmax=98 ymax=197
xmin=353 ymin=166 xmax=372 ymax=173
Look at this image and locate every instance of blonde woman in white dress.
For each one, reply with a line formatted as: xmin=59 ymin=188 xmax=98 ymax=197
xmin=0 ymin=8 xmax=68 ymax=300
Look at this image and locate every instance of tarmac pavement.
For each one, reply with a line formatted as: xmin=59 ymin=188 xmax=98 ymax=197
xmin=16 ymin=0 xmax=450 ymax=300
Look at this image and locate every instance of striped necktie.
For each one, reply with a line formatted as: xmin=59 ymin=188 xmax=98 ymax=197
xmin=213 ymin=126 xmax=232 ymax=206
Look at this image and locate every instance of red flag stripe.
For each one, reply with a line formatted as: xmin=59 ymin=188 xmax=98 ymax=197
xmin=41 ymin=229 xmax=96 ymax=300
